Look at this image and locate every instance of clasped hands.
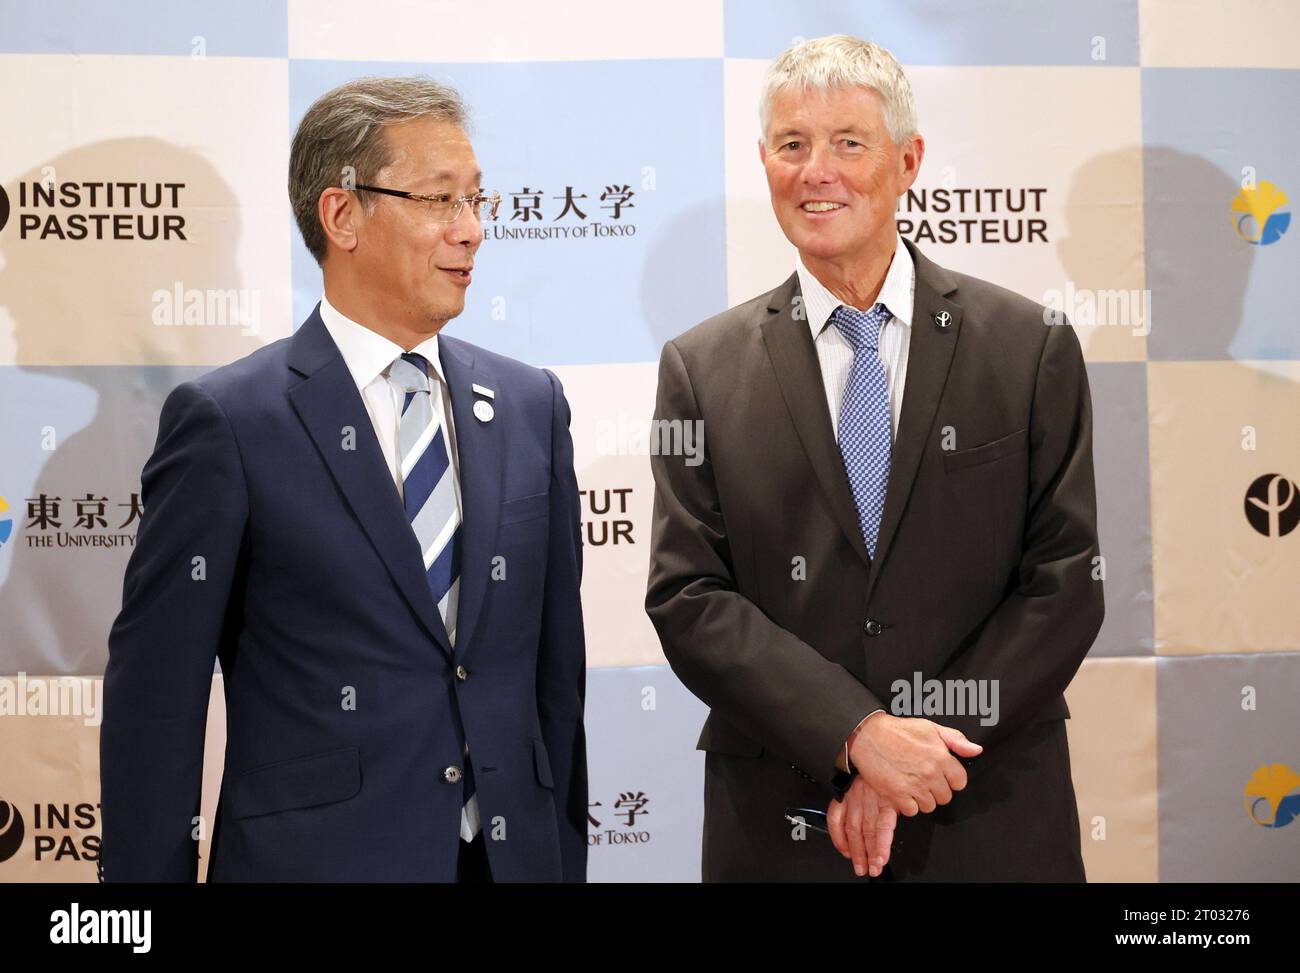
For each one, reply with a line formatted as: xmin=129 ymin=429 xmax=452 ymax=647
xmin=826 ymin=712 xmax=983 ymax=878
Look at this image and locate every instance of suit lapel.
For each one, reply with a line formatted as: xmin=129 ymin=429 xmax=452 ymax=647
xmin=865 ymin=238 xmax=962 ymax=596
xmin=286 ymin=306 xmax=453 ymax=658
xmin=759 ymin=239 xmax=964 ymax=584
xmin=760 ymin=274 xmax=873 ymax=568
xmin=438 ymin=334 xmax=503 ymax=661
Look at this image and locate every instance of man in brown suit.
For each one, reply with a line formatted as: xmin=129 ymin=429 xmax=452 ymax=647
xmin=645 ymin=35 xmax=1103 ymax=882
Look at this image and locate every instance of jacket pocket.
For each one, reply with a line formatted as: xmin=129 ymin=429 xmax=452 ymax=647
xmin=500 ymin=490 xmax=550 ymax=526
xmin=533 ymin=738 xmax=555 ymax=789
xmin=233 ymin=746 xmax=361 ymax=820
xmin=1030 ymin=695 xmax=1071 ymax=723
xmin=942 ymin=426 xmax=1028 ymax=473
xmin=695 ymin=714 xmax=764 ymax=758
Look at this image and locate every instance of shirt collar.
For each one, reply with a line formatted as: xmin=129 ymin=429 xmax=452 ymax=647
xmin=796 ymin=231 xmax=915 ymax=341
xmin=318 ymin=293 xmax=447 ymax=392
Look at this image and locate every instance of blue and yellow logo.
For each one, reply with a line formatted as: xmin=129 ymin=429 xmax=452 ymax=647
xmin=0 ymin=495 xmax=13 ymax=548
xmin=1232 ymin=181 xmax=1290 ymax=245
xmin=1244 ymin=763 xmax=1300 ymax=828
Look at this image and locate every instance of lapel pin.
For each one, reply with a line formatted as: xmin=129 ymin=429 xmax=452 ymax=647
xmin=934 ymin=310 xmax=952 ymax=330
xmin=472 ymin=383 xmax=496 ymax=399
xmin=473 ymin=400 xmax=495 ymax=422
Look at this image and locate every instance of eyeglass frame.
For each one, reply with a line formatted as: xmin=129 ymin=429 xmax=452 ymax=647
xmin=351 ymin=184 xmax=501 ymax=222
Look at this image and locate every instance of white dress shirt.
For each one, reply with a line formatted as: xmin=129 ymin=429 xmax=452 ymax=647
xmin=317 ymin=293 xmax=480 ymax=841
xmin=318 ymin=294 xmax=462 ymax=511
xmin=795 ymin=230 xmax=915 ymax=444
xmin=793 ymin=234 xmax=917 ymax=774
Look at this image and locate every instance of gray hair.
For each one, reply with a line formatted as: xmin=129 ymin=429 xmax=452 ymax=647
xmin=759 ymin=35 xmax=918 ymax=145
xmin=289 ymin=75 xmax=470 ymax=264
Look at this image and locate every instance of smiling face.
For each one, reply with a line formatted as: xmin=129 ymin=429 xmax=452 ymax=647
xmin=760 ymin=84 xmax=921 ymax=272
xmin=350 ymin=115 xmax=484 ymax=332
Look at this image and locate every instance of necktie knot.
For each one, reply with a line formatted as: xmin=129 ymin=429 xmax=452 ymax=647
xmin=389 ymin=352 xmax=431 ymax=394
xmin=831 ymin=303 xmax=890 ymax=353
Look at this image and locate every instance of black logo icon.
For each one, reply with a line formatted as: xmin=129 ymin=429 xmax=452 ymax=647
xmin=0 ymin=799 xmax=25 ymax=863
xmin=1244 ymin=473 xmax=1299 ymax=537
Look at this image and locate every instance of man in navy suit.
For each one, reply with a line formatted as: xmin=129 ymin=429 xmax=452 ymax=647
xmin=100 ymin=77 xmax=588 ymax=882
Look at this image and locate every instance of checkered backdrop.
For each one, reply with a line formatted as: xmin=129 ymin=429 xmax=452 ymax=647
xmin=0 ymin=0 xmax=1296 ymax=882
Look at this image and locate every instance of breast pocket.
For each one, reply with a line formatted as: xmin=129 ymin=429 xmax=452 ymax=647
xmin=942 ymin=426 xmax=1028 ymax=473
xmin=499 ymin=490 xmax=550 ymax=526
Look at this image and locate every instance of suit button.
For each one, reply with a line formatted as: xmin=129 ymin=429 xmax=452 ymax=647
xmin=456 ymin=665 xmax=468 ymax=681
xmin=864 ymin=619 xmax=883 ymax=637
xmin=443 ymin=766 xmax=463 ymax=784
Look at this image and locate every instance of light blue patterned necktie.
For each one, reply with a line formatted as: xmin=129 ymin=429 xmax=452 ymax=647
xmin=830 ymin=303 xmax=893 ymax=559
xmin=388 ymin=352 xmax=461 ymax=639
xmin=388 ymin=352 xmax=479 ymax=840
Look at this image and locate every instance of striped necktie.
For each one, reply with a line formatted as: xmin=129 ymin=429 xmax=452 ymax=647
xmin=389 ymin=352 xmax=461 ymax=641
xmin=830 ymin=303 xmax=893 ymax=559
xmin=388 ymin=353 xmax=480 ymax=841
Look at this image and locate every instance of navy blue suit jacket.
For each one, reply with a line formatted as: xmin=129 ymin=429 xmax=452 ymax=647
xmin=100 ymin=305 xmax=588 ymax=882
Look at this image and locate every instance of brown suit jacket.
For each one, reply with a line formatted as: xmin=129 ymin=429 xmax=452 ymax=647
xmin=645 ymin=237 xmax=1103 ymax=881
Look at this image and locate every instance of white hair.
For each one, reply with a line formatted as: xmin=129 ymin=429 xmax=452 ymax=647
xmin=759 ymin=34 xmax=918 ymax=145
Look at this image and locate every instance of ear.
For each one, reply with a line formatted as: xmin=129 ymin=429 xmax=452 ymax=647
xmin=898 ymin=134 xmax=925 ymax=192
xmin=758 ymin=137 xmax=768 ymax=165
xmin=319 ymin=186 xmax=361 ymax=256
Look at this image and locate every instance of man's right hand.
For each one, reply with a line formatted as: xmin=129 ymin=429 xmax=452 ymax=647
xmin=847 ymin=713 xmax=983 ymax=815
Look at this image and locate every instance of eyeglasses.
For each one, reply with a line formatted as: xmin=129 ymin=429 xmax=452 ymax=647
xmin=352 ymin=184 xmax=501 ymax=222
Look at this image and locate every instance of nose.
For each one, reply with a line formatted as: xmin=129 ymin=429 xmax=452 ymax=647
xmin=446 ymin=201 xmax=484 ymax=248
xmin=801 ymin=142 xmax=840 ymax=186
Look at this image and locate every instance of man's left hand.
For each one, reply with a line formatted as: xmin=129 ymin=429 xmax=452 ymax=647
xmin=827 ymin=774 xmax=898 ymax=878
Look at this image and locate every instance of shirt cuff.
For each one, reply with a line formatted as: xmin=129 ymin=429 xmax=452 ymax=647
xmin=836 ymin=708 xmax=886 ymax=774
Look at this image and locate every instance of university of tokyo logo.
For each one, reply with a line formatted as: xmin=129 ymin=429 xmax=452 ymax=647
xmin=0 ymin=496 xmax=14 ymax=548
xmin=1231 ymin=181 xmax=1290 ymax=246
xmin=1243 ymin=473 xmax=1299 ymax=537
xmin=1244 ymin=764 xmax=1300 ymax=828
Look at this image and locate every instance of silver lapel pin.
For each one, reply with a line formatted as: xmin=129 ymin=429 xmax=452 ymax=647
xmin=934 ymin=310 xmax=952 ymax=330
xmin=472 ymin=384 xmax=496 ymax=422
